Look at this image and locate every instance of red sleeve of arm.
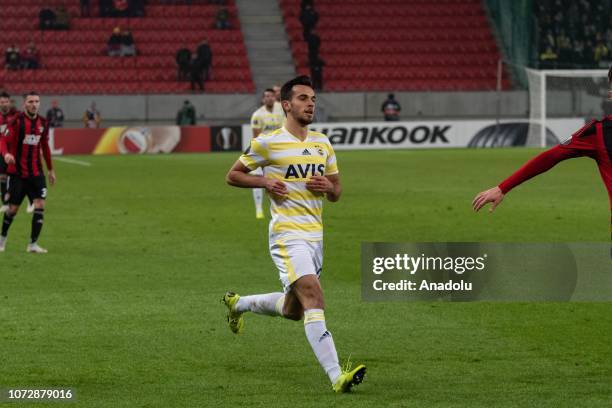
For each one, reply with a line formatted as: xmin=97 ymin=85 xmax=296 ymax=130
xmin=1 ymin=120 xmax=16 ymax=157
xmin=498 ymin=145 xmax=577 ymax=193
xmin=41 ymin=126 xmax=53 ymax=171
xmin=498 ymin=121 xmax=598 ymax=194
xmin=0 ymin=133 xmax=6 ymax=157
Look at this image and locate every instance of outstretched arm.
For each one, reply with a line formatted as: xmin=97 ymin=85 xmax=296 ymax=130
xmin=473 ymin=145 xmax=582 ymax=212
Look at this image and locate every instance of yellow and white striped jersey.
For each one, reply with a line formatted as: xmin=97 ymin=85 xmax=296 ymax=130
xmin=239 ymin=127 xmax=339 ymax=242
xmin=250 ymin=104 xmax=285 ymax=135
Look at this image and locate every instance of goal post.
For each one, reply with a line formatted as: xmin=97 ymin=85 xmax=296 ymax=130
xmin=524 ymin=68 xmax=609 ymax=147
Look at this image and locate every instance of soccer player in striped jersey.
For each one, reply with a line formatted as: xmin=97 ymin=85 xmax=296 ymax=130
xmin=0 ymin=91 xmax=19 ymax=213
xmin=473 ymin=66 xmax=612 ymax=238
xmin=249 ymin=88 xmax=285 ymax=219
xmin=223 ymin=76 xmax=366 ymax=393
xmin=0 ymin=92 xmax=56 ymax=253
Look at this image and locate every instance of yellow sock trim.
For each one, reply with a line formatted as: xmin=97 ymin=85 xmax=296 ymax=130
xmin=304 ymin=310 xmax=325 ymax=325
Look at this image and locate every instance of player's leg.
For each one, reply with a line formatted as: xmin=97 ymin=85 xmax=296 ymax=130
xmin=26 ymin=177 xmax=48 ymax=253
xmin=0 ymin=176 xmax=24 ymax=251
xmin=0 ymin=172 xmax=8 ymax=212
xmin=275 ymin=240 xmax=341 ymax=385
xmin=250 ymin=168 xmax=264 ymax=219
xmin=0 ymin=158 xmax=8 ymax=212
xmin=290 ymin=240 xmax=366 ymax=392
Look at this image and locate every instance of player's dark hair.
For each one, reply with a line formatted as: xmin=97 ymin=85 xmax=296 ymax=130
xmin=0 ymin=91 xmax=10 ymax=99
xmin=263 ymin=88 xmax=275 ymax=95
xmin=23 ymin=91 xmax=39 ymax=99
xmin=280 ymin=75 xmax=313 ymax=102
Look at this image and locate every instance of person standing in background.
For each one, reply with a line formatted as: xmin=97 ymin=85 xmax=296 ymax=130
xmin=83 ymin=102 xmax=101 ymax=128
xmin=46 ymin=99 xmax=64 ymax=128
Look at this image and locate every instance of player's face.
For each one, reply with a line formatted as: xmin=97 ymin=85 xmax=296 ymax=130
xmin=273 ymin=86 xmax=281 ymax=101
xmin=24 ymin=95 xmax=40 ymax=116
xmin=284 ymin=85 xmax=315 ymax=126
xmin=263 ymin=91 xmax=276 ymax=108
xmin=0 ymin=97 xmax=10 ymax=113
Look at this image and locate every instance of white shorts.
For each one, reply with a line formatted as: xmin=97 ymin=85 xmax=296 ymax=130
xmin=269 ymin=239 xmax=323 ymax=293
xmin=250 ymin=167 xmax=264 ymax=176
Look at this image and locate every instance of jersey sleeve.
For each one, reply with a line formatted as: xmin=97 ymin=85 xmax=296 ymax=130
xmin=41 ymin=123 xmax=53 ymax=171
xmin=325 ymin=140 xmax=338 ymax=175
xmin=250 ymin=112 xmax=262 ymax=131
xmin=498 ymin=120 xmax=598 ymax=194
xmin=558 ymin=120 xmax=598 ymax=155
xmin=239 ymin=137 xmax=268 ymax=170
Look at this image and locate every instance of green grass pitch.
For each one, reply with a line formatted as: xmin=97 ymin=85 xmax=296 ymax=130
xmin=0 ymin=148 xmax=610 ymax=407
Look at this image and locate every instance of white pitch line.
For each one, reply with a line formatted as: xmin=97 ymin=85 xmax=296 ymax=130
xmin=53 ymin=157 xmax=92 ymax=166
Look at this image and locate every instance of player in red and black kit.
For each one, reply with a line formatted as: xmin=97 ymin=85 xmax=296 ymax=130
xmin=0 ymin=91 xmax=19 ymax=213
xmin=473 ymin=66 xmax=612 ymax=239
xmin=0 ymin=92 xmax=56 ymax=253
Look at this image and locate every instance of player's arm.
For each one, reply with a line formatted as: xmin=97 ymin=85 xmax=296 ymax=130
xmin=1 ymin=119 xmax=18 ymax=164
xmin=41 ymin=126 xmax=56 ymax=185
xmin=473 ymin=123 xmax=597 ymax=212
xmin=226 ymin=160 xmax=288 ymax=197
xmin=251 ymin=115 xmax=262 ymax=138
xmin=306 ymin=173 xmax=342 ymax=202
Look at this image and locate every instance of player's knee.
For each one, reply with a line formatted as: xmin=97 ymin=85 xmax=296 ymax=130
xmin=0 ymin=174 xmax=6 ymax=181
xmin=284 ymin=310 xmax=303 ymax=321
xmin=282 ymin=303 xmax=304 ymax=321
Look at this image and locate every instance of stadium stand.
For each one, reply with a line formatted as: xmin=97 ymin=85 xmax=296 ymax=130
xmin=535 ymin=0 xmax=611 ymax=69
xmin=281 ymin=0 xmax=512 ymax=91
xmin=0 ymin=0 xmax=254 ymax=94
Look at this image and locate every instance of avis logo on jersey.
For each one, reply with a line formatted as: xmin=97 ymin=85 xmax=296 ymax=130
xmin=285 ymin=163 xmax=325 ymax=179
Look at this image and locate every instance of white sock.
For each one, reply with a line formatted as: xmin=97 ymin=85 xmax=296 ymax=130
xmin=304 ymin=309 xmax=342 ymax=384
xmin=235 ymin=292 xmax=284 ymax=316
xmin=253 ymin=188 xmax=263 ymax=212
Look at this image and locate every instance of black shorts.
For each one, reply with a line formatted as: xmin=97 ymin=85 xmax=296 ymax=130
xmin=6 ymin=175 xmax=47 ymax=205
xmin=0 ymin=158 xmax=7 ymax=174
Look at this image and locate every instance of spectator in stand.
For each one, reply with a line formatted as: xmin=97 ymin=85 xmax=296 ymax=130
xmin=196 ymin=38 xmax=213 ymax=81
xmin=39 ymin=8 xmax=56 ymax=30
xmin=305 ymin=29 xmax=321 ymax=63
xmin=80 ymin=0 xmax=91 ymax=17
xmin=120 ymin=30 xmax=136 ymax=57
xmin=83 ymin=103 xmax=101 ymax=128
xmin=189 ymin=55 xmax=204 ymax=92
xmin=299 ymin=3 xmax=318 ymax=40
xmin=309 ymin=56 xmax=324 ymax=91
xmin=54 ymin=4 xmax=71 ymax=29
xmin=301 ymin=0 xmax=314 ymax=9
xmin=176 ymin=46 xmax=192 ymax=81
xmin=594 ymin=38 xmax=609 ymax=65
xmin=536 ymin=0 xmax=612 ymax=68
xmin=99 ymin=0 xmax=113 ymax=17
xmin=107 ymin=27 xmax=122 ymax=56
xmin=21 ymin=42 xmax=41 ymax=69
xmin=540 ymin=46 xmax=558 ymax=68
xmin=176 ymin=100 xmax=196 ymax=125
xmin=381 ymin=93 xmax=401 ymax=121
xmin=5 ymin=45 xmax=21 ymax=70
xmin=215 ymin=7 xmax=231 ymax=29
xmin=130 ymin=0 xmax=145 ymax=17
xmin=46 ymin=100 xmax=65 ymax=128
